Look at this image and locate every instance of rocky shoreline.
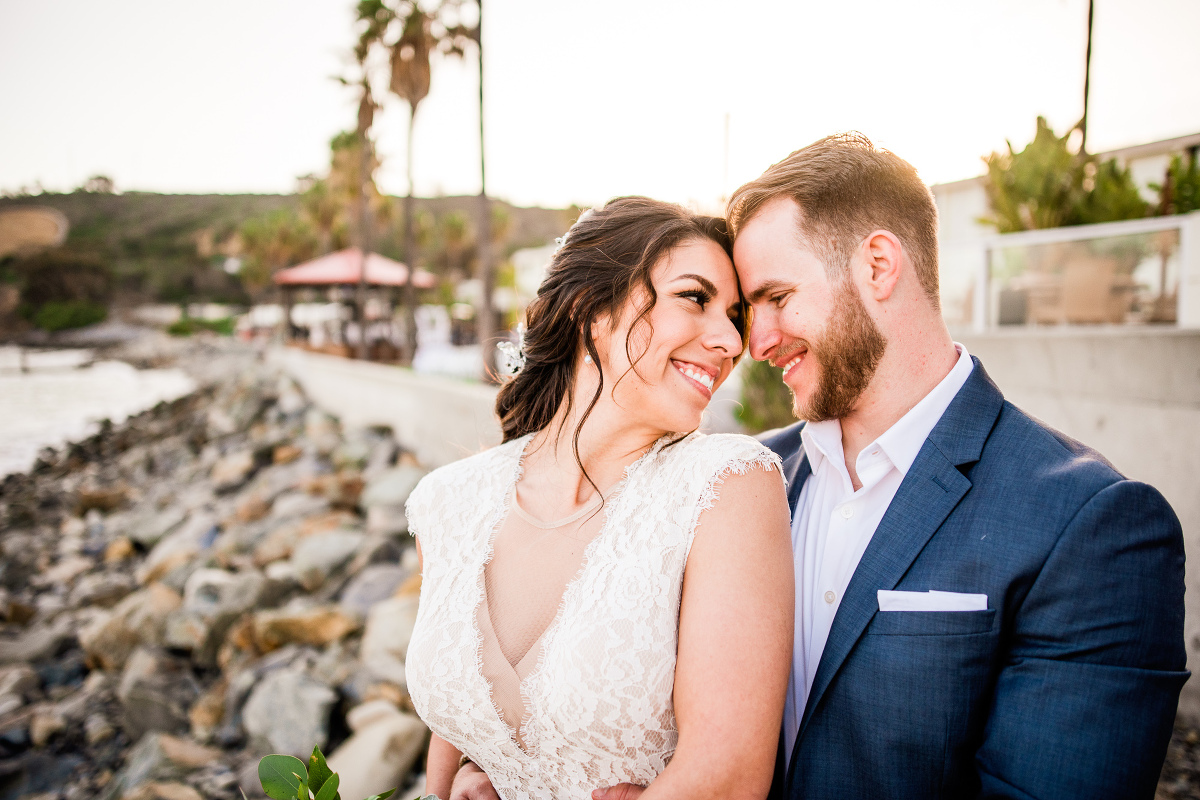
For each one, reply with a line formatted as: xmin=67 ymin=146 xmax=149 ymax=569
xmin=1 ymin=339 xmax=430 ymax=800
xmin=1 ymin=337 xmax=1198 ymax=800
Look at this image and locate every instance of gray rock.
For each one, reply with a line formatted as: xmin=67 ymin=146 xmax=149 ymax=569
xmin=125 ymin=507 xmax=187 ymax=549
xmin=270 ymin=491 xmax=330 ymax=522
xmin=0 ymin=664 xmax=39 ymax=697
xmin=326 ymin=702 xmax=428 ymax=800
xmin=361 ymin=465 xmax=426 ymax=510
xmin=360 ymin=594 xmax=419 ymax=686
xmin=117 ymin=647 xmax=199 ymax=738
xmin=0 ymin=615 xmax=75 ymax=664
xmin=164 ymin=568 xmax=270 ymax=664
xmin=241 ymin=668 xmax=337 ymax=756
xmin=211 ymin=450 xmax=257 ymax=493
xmin=290 ymin=530 xmax=365 ymax=591
xmin=338 ymin=564 xmax=411 ymax=618
xmin=69 ymin=571 xmax=137 ymax=608
xmin=85 ymin=712 xmax=115 ymax=743
xmin=78 ymin=583 xmax=182 ymax=671
xmin=97 ymin=732 xmax=179 ymax=800
xmin=0 ymin=693 xmax=22 ymax=716
xmin=136 ymin=513 xmax=217 ymax=585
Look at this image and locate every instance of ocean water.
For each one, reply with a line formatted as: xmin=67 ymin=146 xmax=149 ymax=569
xmin=0 ymin=349 xmax=195 ymax=478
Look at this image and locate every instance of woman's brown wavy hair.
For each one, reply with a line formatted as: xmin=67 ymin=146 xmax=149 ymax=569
xmin=495 ymin=197 xmax=740 ymax=468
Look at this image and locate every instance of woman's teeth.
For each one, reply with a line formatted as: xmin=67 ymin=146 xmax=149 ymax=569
xmin=677 ymin=363 xmax=714 ymax=391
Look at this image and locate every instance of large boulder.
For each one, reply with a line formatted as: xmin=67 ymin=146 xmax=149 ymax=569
xmin=327 ymin=700 xmax=428 ymax=800
xmin=241 ymin=668 xmax=336 ymax=756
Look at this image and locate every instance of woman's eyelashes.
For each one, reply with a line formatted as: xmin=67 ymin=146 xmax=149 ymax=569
xmin=677 ymin=288 xmax=712 ymax=309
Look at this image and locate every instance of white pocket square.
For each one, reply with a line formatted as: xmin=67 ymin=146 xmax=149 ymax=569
xmin=877 ymin=590 xmax=988 ymax=612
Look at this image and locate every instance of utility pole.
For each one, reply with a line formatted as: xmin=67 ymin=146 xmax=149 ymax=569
xmin=1079 ymin=0 xmax=1095 ymax=153
xmin=475 ymin=0 xmax=496 ymax=380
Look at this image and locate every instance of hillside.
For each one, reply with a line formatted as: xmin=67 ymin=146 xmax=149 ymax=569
xmin=0 ymin=192 xmax=572 ymax=305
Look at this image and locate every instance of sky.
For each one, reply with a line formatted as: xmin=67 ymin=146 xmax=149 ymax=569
xmin=2 ymin=0 xmax=1199 ymax=211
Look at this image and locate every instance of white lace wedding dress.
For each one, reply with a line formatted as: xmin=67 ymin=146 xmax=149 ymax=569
xmin=405 ymin=431 xmax=782 ymax=800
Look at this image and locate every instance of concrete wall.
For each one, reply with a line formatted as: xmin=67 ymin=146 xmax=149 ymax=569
xmin=271 ymin=347 xmax=500 ymax=469
xmin=275 ymin=333 xmax=1200 ymax=718
xmin=960 ymin=328 xmax=1200 ymax=721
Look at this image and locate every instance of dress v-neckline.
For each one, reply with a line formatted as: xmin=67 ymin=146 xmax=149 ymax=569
xmin=471 ymin=433 xmax=672 ymax=756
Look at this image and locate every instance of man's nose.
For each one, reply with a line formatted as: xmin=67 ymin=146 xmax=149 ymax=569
xmin=748 ymin=310 xmax=780 ymax=361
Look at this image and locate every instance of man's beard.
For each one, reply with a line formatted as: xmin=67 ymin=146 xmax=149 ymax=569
xmin=791 ymin=280 xmax=887 ymax=422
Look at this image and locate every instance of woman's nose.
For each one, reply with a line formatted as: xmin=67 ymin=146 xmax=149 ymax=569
xmin=706 ymin=314 xmax=744 ymax=357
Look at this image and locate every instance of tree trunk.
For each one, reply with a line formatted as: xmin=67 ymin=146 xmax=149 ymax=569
xmin=400 ymin=106 xmax=419 ymax=367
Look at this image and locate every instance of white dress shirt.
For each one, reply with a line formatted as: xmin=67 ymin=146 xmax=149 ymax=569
xmin=781 ymin=344 xmax=975 ymax=765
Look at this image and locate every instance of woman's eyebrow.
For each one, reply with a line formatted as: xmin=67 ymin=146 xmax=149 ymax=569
xmin=671 ymin=273 xmax=718 ymax=295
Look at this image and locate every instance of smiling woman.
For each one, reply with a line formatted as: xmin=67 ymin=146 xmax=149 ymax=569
xmin=402 ymin=196 xmax=794 ymax=800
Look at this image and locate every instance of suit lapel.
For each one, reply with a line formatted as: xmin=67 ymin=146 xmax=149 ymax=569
xmin=792 ymin=358 xmax=1006 ymax=745
xmin=783 ymin=444 xmax=811 ymax=516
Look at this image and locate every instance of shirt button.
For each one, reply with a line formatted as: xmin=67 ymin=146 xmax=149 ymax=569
xmin=840 ymin=505 xmax=854 ymax=519
xmin=824 ymin=590 xmax=836 ymax=604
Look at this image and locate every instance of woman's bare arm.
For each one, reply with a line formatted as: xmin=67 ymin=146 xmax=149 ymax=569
xmin=426 ymin=733 xmax=464 ymax=799
xmin=412 ymin=539 xmax=467 ymax=799
xmin=612 ymin=464 xmax=794 ymax=800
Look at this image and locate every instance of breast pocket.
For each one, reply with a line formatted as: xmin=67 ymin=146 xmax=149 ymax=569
xmin=867 ymin=609 xmax=996 ymax=636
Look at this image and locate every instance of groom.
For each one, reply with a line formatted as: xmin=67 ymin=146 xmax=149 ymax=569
xmin=725 ymin=133 xmax=1187 ymax=799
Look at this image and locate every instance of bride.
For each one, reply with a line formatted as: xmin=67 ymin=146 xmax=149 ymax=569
xmin=404 ymin=197 xmax=794 ymax=800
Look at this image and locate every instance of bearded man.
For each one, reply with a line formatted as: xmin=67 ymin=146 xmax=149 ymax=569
xmin=725 ymin=133 xmax=1187 ymax=799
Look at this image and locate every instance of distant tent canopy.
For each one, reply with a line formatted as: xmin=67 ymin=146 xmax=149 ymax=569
xmin=273 ymin=248 xmax=436 ymax=289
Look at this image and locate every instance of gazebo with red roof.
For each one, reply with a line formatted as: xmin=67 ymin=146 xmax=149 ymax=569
xmin=273 ymin=247 xmax=436 ymax=360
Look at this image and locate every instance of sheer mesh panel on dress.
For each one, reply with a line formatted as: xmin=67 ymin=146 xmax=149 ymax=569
xmin=479 ymin=494 xmax=606 ymax=748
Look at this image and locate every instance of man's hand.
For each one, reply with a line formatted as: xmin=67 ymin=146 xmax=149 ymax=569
xmin=449 ymin=762 xmax=501 ymax=800
xmin=592 ymin=784 xmax=646 ymax=800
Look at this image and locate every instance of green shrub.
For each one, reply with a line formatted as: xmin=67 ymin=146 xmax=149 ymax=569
xmin=167 ymin=316 xmax=236 ymax=336
xmin=736 ymin=358 xmax=798 ymax=435
xmin=32 ymin=300 xmax=107 ymax=332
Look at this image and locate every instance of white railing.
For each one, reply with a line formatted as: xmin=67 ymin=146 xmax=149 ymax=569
xmin=970 ymin=211 xmax=1200 ymax=332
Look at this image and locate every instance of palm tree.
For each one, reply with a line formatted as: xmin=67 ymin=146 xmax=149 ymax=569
xmin=357 ymin=0 xmax=479 ymax=366
xmin=387 ymin=6 xmax=434 ymax=365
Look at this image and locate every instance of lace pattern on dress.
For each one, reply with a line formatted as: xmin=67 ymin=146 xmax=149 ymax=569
xmin=405 ymin=432 xmax=783 ymax=800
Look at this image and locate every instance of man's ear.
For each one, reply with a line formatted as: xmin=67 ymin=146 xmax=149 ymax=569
xmin=860 ymin=230 xmax=903 ymax=302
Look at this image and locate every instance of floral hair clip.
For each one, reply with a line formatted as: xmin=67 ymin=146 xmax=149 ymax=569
xmin=496 ymin=322 xmax=527 ymax=376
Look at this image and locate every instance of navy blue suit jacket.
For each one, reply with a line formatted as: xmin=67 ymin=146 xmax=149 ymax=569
xmin=762 ymin=357 xmax=1187 ymax=799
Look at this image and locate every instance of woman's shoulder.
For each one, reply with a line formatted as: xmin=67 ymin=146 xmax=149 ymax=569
xmin=407 ymin=436 xmax=528 ymax=509
xmin=669 ymin=431 xmax=783 ymax=473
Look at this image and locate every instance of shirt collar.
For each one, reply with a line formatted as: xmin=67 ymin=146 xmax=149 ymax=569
xmin=872 ymin=343 xmax=974 ymax=476
xmin=798 ymin=343 xmax=974 ymax=481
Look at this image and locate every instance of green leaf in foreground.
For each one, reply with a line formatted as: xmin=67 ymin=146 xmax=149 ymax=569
xmin=314 ymin=772 xmax=340 ymax=800
xmin=362 ymin=790 xmax=396 ymax=800
xmin=308 ymin=746 xmax=335 ymax=796
xmin=259 ymin=754 xmax=308 ymax=800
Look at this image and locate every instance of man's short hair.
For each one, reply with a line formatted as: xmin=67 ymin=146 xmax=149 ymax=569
xmin=727 ymin=132 xmax=941 ymax=304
